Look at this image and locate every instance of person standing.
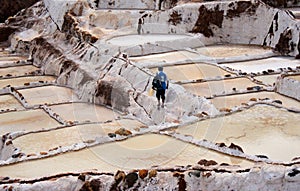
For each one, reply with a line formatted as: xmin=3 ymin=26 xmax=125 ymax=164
xmin=137 ymin=18 xmax=143 ymax=35
xmin=152 ymin=66 xmax=169 ymax=108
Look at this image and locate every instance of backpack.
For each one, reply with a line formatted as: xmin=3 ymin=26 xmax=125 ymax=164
xmin=152 ymin=77 xmax=162 ymax=90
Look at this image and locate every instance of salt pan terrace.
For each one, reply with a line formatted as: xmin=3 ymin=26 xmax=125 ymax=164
xmin=1 ymin=34 xmax=300 ymax=184
xmin=176 ymin=105 xmax=300 ymax=162
xmin=107 ymin=34 xmax=192 ymax=47
xmin=182 ymin=77 xmax=264 ymax=98
xmin=222 ymin=57 xmax=300 ymax=74
xmin=210 ymin=91 xmax=300 ymax=110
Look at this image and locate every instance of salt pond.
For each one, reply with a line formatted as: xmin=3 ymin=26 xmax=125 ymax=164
xmin=2 ymin=134 xmax=253 ymax=179
xmin=253 ymin=74 xmax=279 ymax=86
xmin=0 ymin=56 xmax=27 ymax=62
xmin=195 ymin=44 xmax=272 ymax=58
xmin=287 ymin=75 xmax=300 ymax=81
xmin=13 ymin=119 xmax=144 ymax=154
xmin=0 ymin=95 xmax=24 ymax=111
xmin=0 ymin=65 xmax=40 ymax=77
xmin=210 ymin=91 xmax=300 ymax=110
xmin=0 ymin=76 xmax=55 ymax=89
xmin=130 ymin=50 xmax=201 ymax=65
xmin=176 ymin=105 xmax=300 ymax=162
xmin=107 ymin=34 xmax=191 ymax=46
xmin=182 ymin=77 xmax=261 ymax=97
xmin=222 ymin=57 xmax=300 ymax=73
xmin=49 ymin=102 xmax=120 ymax=123
xmin=20 ymin=86 xmax=77 ymax=106
xmin=150 ymin=63 xmax=233 ymax=81
xmin=0 ymin=109 xmax=59 ymax=135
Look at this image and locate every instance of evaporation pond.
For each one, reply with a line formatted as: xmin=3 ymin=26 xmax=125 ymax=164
xmin=19 ymin=86 xmax=77 ymax=106
xmin=150 ymin=63 xmax=233 ymax=81
xmin=0 ymin=134 xmax=253 ymax=179
xmin=107 ymin=34 xmax=191 ymax=46
xmin=176 ymin=105 xmax=300 ymax=162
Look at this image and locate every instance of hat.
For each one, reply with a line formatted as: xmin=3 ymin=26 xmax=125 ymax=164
xmin=158 ymin=66 xmax=163 ymax=71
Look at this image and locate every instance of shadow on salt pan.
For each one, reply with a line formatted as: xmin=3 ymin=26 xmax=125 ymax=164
xmin=176 ymin=105 xmax=300 ymax=162
xmin=106 ymin=34 xmax=191 ymax=46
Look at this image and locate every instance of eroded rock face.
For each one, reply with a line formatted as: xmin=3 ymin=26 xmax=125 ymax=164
xmin=0 ymin=26 xmax=17 ymax=42
xmin=141 ymin=0 xmax=300 ymax=57
xmin=0 ymin=0 xmax=39 ymax=22
xmin=262 ymin=0 xmax=300 ymax=8
xmin=275 ymin=28 xmax=294 ymax=55
xmin=190 ymin=5 xmax=224 ymax=37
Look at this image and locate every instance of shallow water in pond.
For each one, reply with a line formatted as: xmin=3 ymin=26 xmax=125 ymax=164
xmin=150 ymin=63 xmax=233 ymax=81
xmin=0 ymin=65 xmax=39 ymax=77
xmin=253 ymin=75 xmax=279 ymax=86
xmin=195 ymin=45 xmax=272 ymax=58
xmin=223 ymin=57 xmax=300 ymax=73
xmin=0 ymin=109 xmax=60 ymax=135
xmin=107 ymin=34 xmax=191 ymax=46
xmin=182 ymin=77 xmax=261 ymax=97
xmin=130 ymin=50 xmax=202 ymax=65
xmin=0 ymin=76 xmax=55 ymax=89
xmin=210 ymin=91 xmax=300 ymax=110
xmin=0 ymin=134 xmax=253 ymax=179
xmin=49 ymin=102 xmax=120 ymax=123
xmin=0 ymin=56 xmax=27 ymax=62
xmin=13 ymin=119 xmax=144 ymax=154
xmin=20 ymin=86 xmax=78 ymax=106
xmin=176 ymin=105 xmax=300 ymax=162
xmin=0 ymin=95 xmax=24 ymax=111
xmin=288 ymin=75 xmax=300 ymax=81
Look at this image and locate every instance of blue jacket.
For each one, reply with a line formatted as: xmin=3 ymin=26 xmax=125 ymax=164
xmin=155 ymin=71 xmax=168 ymax=90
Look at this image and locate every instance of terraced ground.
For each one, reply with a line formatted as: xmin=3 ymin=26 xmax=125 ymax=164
xmin=1 ymin=41 xmax=300 ymax=182
xmin=0 ymin=1 xmax=300 ymax=189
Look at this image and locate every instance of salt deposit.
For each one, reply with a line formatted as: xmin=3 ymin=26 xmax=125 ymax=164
xmin=0 ymin=0 xmax=300 ymax=190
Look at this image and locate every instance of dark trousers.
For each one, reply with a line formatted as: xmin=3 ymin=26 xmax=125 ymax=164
xmin=156 ymin=89 xmax=165 ymax=103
